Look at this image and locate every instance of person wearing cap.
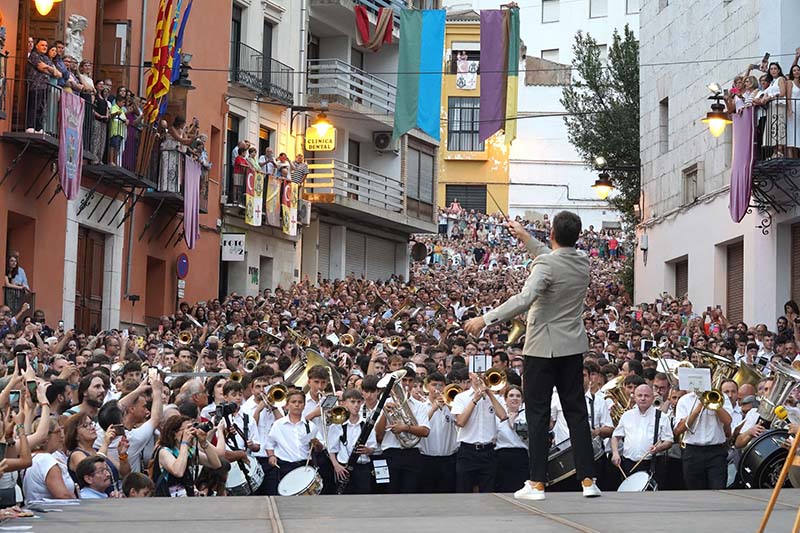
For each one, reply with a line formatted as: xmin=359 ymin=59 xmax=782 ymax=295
xmin=734 ymin=378 xmax=773 ymax=450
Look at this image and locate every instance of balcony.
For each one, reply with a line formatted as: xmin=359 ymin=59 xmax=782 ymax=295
xmin=739 ymin=98 xmax=800 ymax=234
xmin=229 ymin=41 xmax=294 ymax=106
xmin=307 ymin=59 xmax=395 ymax=123
xmin=303 ymin=158 xmax=436 ymax=233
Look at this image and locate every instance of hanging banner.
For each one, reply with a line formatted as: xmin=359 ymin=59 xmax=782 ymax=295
xmin=281 ymin=180 xmax=297 ymax=236
xmin=59 ymin=92 xmax=85 ymax=200
xmin=245 ymin=167 xmax=264 ymax=226
xmin=455 ymin=59 xmax=479 ymax=90
xmin=265 ymin=176 xmax=282 ymax=227
xmin=289 ymin=181 xmax=298 ymax=237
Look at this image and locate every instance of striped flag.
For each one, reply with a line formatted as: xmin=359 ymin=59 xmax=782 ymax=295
xmin=392 ymin=9 xmax=445 ymax=140
xmin=170 ymin=0 xmax=194 ymax=83
xmin=479 ymin=6 xmax=520 ymax=143
xmin=145 ymin=0 xmax=173 ymax=100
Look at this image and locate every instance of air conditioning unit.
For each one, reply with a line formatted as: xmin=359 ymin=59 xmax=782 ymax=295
xmin=298 ymin=199 xmax=312 ymax=225
xmin=373 ymin=131 xmax=399 ymax=154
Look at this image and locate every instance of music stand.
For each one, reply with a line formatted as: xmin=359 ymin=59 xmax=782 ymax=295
xmin=758 ymin=423 xmax=800 ymax=532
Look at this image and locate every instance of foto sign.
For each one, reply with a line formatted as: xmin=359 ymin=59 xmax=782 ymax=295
xmin=305 ymin=127 xmax=336 ymax=152
xmin=221 ymin=233 xmax=245 ymax=261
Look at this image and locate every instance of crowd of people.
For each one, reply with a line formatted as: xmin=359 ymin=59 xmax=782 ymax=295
xmin=1 ymin=203 xmax=799 ymax=512
xmin=228 ymin=139 xmax=308 ymax=207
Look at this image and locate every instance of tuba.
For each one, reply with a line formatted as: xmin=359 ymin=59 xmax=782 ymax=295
xmin=284 ymin=349 xmax=344 ymax=393
xmin=756 ymin=362 xmax=800 ymax=427
xmin=377 ymin=370 xmax=420 ymax=448
xmin=601 ymin=375 xmax=631 ymax=425
xmin=243 ymin=349 xmax=261 ymax=373
xmin=507 ymin=318 xmax=526 ymax=346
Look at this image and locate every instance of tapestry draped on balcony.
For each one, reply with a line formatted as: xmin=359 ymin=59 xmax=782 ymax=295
xmin=729 ymin=106 xmax=755 ymax=223
xmin=184 ymin=156 xmax=201 ymax=249
xmin=59 ymin=92 xmax=85 ymax=201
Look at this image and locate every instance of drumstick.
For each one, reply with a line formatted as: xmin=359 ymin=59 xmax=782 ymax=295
xmin=630 ymin=451 xmax=653 ymax=473
xmin=616 ymin=463 xmax=628 ymax=479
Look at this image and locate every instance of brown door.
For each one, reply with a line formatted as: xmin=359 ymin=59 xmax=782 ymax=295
xmin=675 ymin=259 xmax=688 ymax=300
xmin=99 ymin=21 xmax=132 ymax=92
xmin=726 ymin=242 xmax=744 ymax=323
xmin=75 ymin=227 xmax=105 ymax=335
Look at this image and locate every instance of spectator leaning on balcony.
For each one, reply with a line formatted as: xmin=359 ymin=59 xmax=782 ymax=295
xmin=232 ymin=141 xmax=249 ymax=205
xmin=24 ymin=38 xmax=56 ymax=132
xmin=108 ymin=86 xmax=129 ymax=166
xmin=4 ymin=252 xmax=29 ymax=314
xmin=44 ymin=44 xmax=60 ymax=134
xmin=762 ymin=62 xmax=788 ymax=158
xmin=91 ymin=80 xmax=109 ymax=164
xmin=786 ymin=61 xmax=800 ymax=159
xmin=291 ymin=153 xmax=309 ymax=185
xmin=160 ymin=116 xmax=198 ymax=193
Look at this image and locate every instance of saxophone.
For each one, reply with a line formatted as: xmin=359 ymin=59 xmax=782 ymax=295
xmin=380 ymin=370 xmax=421 ymax=448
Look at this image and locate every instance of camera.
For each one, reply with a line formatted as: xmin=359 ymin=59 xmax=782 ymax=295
xmin=215 ymin=401 xmax=237 ymax=420
xmin=193 ymin=421 xmax=214 ymax=433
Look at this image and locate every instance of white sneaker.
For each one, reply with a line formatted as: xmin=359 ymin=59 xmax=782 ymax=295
xmin=581 ymin=478 xmax=601 ymax=498
xmin=25 ymin=128 xmax=34 ymax=133
xmin=514 ymin=481 xmax=545 ymax=501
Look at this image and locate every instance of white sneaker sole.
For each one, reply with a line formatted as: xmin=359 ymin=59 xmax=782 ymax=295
xmin=514 ymin=492 xmax=546 ymax=501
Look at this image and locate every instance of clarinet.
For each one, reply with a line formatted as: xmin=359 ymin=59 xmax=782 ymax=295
xmin=336 ymin=376 xmax=396 ymax=494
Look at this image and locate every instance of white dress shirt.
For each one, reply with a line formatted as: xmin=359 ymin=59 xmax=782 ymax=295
xmin=419 ymin=400 xmax=458 ymax=457
xmin=551 ymin=391 xmax=569 ymax=445
xmin=266 ymin=416 xmax=318 ymax=462
xmin=379 ymin=399 xmax=430 ymax=450
xmin=612 ymin=405 xmax=673 ymax=461
xmin=675 ymin=392 xmax=728 ymax=446
xmin=450 ymin=388 xmax=499 ymax=445
xmin=242 ymin=396 xmax=279 ymax=458
xmin=589 ymin=390 xmax=615 ymax=452
xmin=738 ymin=408 xmax=761 ymax=434
xmin=327 ymin=419 xmax=378 ymax=465
xmin=496 ymin=408 xmax=527 ymax=450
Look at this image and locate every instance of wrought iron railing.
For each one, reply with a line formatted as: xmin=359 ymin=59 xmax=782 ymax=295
xmin=229 ymin=41 xmax=294 ymax=104
xmin=303 ymin=158 xmax=404 ymax=213
xmin=307 ymin=58 xmax=396 ymax=115
xmin=755 ymin=97 xmax=800 ymax=162
xmin=265 ymin=57 xmax=294 ymax=105
xmin=2 ymin=288 xmax=34 ymax=316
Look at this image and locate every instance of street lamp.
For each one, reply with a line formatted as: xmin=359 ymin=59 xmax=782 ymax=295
xmin=311 ymin=112 xmax=333 ymax=136
xmin=702 ymin=85 xmax=732 ymax=138
xmin=591 ymin=172 xmax=614 ymax=200
xmin=34 ymin=0 xmax=61 ymax=16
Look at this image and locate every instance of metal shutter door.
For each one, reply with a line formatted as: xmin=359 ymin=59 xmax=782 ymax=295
xmin=346 ymin=231 xmax=366 ymax=278
xmin=726 ymin=242 xmax=744 ymax=323
xmin=675 ymin=260 xmax=688 ymax=299
xmin=445 ymin=184 xmax=487 ymax=213
xmin=792 ymin=224 xmax=800 ymax=304
xmin=318 ymin=223 xmax=331 ymax=280
xmin=366 ymin=236 xmax=396 ymax=281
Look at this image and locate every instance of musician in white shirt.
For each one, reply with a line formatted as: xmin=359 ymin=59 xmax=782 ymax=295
xmin=495 ymin=386 xmax=529 ymax=492
xmin=242 ymin=375 xmax=284 ymax=495
xmin=419 ymin=372 xmax=459 ymax=493
xmin=611 ymin=385 xmax=673 ymax=477
xmin=218 ymin=381 xmax=261 ymax=496
xmin=301 ymin=365 xmax=336 ymax=494
xmin=328 ymin=389 xmax=377 ymax=494
xmin=266 ymin=390 xmax=322 ymax=479
xmin=674 ymin=382 xmax=732 ymax=490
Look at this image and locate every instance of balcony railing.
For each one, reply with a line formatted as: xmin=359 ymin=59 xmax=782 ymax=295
xmin=755 ymin=98 xmax=800 ymax=162
xmin=303 ymin=158 xmax=404 ymax=213
xmin=2 ymin=288 xmax=34 ymax=316
xmin=307 ymin=59 xmax=396 ymax=116
xmin=230 ymin=41 xmax=294 ymax=105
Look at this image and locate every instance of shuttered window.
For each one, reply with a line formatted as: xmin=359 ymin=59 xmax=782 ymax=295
xmin=792 ymin=224 xmax=800 ymax=304
xmin=445 ymin=184 xmax=487 ymax=213
xmin=726 ymin=242 xmax=744 ymax=323
xmin=346 ymin=231 xmax=366 ymax=278
xmin=318 ymin=223 xmax=331 ymax=280
xmin=366 ymin=236 xmax=396 ymax=281
xmin=675 ymin=259 xmax=688 ymax=299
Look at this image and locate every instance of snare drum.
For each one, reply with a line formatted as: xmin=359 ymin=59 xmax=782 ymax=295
xmin=277 ymin=466 xmax=323 ymax=496
xmin=546 ymin=439 xmax=605 ymax=486
xmin=617 ymin=471 xmax=657 ymax=492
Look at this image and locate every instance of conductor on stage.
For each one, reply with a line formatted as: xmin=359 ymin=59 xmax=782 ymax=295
xmin=464 ymin=211 xmax=601 ymax=500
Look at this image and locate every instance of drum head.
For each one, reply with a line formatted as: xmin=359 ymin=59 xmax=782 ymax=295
xmin=618 ymin=471 xmax=651 ymax=492
xmin=278 ymin=466 xmax=317 ymax=496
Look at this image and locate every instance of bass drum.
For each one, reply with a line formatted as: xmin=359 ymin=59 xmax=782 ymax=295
xmin=546 ymin=438 xmax=605 ymax=487
xmin=277 ymin=466 xmax=323 ymax=496
xmin=739 ymin=429 xmax=794 ymax=489
xmin=617 ymin=471 xmax=657 ymax=492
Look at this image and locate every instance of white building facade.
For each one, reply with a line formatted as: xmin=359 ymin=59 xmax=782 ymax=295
xmin=636 ymin=0 xmax=800 ymax=326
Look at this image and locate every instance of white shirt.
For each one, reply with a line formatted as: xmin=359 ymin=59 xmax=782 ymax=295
xmin=266 ymin=416 xmax=318 ymax=463
xmin=222 ymin=409 xmax=261 ymax=453
xmin=738 ymin=407 xmax=761 ymax=435
xmin=496 ymin=409 xmax=527 ymax=450
xmin=242 ymin=396 xmax=279 ymax=458
xmin=418 ymin=399 xmax=458 ymax=457
xmin=378 ymin=398 xmax=430 ymax=450
xmin=675 ymin=391 xmax=728 ymax=446
xmin=551 ymin=391 xmax=569 ymax=445
xmin=95 ymin=418 xmax=157 ymax=473
xmin=590 ymin=390 xmax=615 ymax=452
xmin=302 ymin=393 xmax=325 ymax=446
xmin=450 ymin=388 xmax=498 ymax=445
xmin=24 ymin=452 xmax=76 ymax=503
xmin=612 ymin=406 xmax=673 ymax=461
xmin=327 ymin=419 xmax=378 ymax=465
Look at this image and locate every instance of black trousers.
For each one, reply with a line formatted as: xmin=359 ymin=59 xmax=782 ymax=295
xmin=456 ymin=443 xmax=496 ymax=493
xmin=420 ymin=453 xmax=457 ymax=493
xmin=255 ymin=457 xmax=279 ymax=496
xmin=495 ymin=447 xmax=529 ymax=492
xmin=682 ymin=444 xmax=727 ymax=490
xmin=383 ymin=448 xmax=422 ymax=494
xmin=342 ymin=463 xmax=372 ymax=495
xmin=620 ymin=457 xmax=652 ymax=477
xmin=314 ymin=451 xmax=336 ymax=495
xmin=26 ymin=87 xmax=47 ymax=131
xmin=524 ymin=354 xmax=596 ymax=483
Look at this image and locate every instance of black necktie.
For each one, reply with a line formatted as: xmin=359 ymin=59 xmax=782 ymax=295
xmin=588 ymin=395 xmax=595 ymax=430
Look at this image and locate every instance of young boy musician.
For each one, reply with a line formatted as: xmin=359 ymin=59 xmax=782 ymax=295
xmin=266 ymin=390 xmax=322 ymax=479
xmin=328 ymin=389 xmax=377 ymax=494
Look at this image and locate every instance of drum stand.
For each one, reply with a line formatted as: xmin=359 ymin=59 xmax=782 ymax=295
xmin=758 ymin=423 xmax=800 ymax=532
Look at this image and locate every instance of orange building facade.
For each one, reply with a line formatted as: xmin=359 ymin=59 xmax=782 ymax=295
xmin=0 ymin=0 xmax=229 ymax=332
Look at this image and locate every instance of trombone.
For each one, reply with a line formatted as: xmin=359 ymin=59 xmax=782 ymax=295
xmin=287 ymin=327 xmax=311 ymax=348
xmin=178 ymin=331 xmax=193 ymax=345
xmin=264 ymin=383 xmax=289 ymax=408
xmin=483 ymin=368 xmax=507 ymax=393
xmin=243 ymin=349 xmax=261 ymax=373
xmin=442 ymin=383 xmax=463 ymax=407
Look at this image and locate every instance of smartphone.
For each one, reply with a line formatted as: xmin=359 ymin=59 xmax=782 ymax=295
xmin=26 ymin=381 xmax=37 ymax=402
xmin=679 ymin=335 xmax=691 ymax=346
xmin=762 ymin=52 xmax=770 ymax=64
xmin=16 ymin=354 xmax=26 ymax=373
xmin=148 ymin=368 xmax=158 ymax=381
xmin=110 ymin=424 xmax=126 ymax=436
xmin=0 ymin=442 xmax=8 ymax=462
xmin=9 ymin=391 xmax=20 ymax=410
xmin=641 ymin=339 xmax=655 ymax=352
xmin=375 ymin=343 xmax=384 ymax=354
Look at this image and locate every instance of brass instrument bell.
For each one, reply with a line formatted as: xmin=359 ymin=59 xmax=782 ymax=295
xmin=243 ymin=349 xmax=261 ymax=373
xmin=443 ymin=383 xmax=463 ymax=406
xmin=507 ymin=318 xmax=526 ymax=346
xmin=326 ymin=405 xmax=349 ymax=425
xmin=483 ymin=368 xmax=507 ymax=392
xmin=230 ymin=371 xmax=243 ymax=383
xmin=178 ymin=331 xmax=193 ymax=345
xmin=265 ymin=383 xmax=288 ymax=408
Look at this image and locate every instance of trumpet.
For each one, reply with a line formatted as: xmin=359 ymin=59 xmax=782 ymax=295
xmin=243 ymin=349 xmax=261 ymax=373
xmin=265 ymin=384 xmax=288 ymax=408
xmin=178 ymin=331 xmax=193 ymax=345
xmin=483 ymin=368 xmax=507 ymax=392
xmin=287 ymin=327 xmax=311 ymax=348
xmin=339 ymin=333 xmax=360 ymax=348
xmin=230 ymin=371 xmax=243 ymax=383
xmin=385 ymin=336 xmax=403 ymax=353
xmin=442 ymin=383 xmax=463 ymax=407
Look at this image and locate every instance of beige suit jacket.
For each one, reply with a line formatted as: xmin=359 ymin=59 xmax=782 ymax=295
xmin=483 ymin=237 xmax=589 ymax=358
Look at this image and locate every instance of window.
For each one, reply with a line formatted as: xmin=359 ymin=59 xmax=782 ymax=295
xmin=659 ymin=97 xmax=669 ymax=155
xmin=541 ymin=49 xmax=559 ymax=63
xmin=542 ymin=0 xmax=559 ymax=23
xmin=445 ymin=185 xmax=487 ymax=213
xmin=626 ymin=0 xmax=640 ymax=13
xmin=597 ymin=44 xmax=608 ymax=65
xmin=674 ymin=259 xmax=688 ymax=299
xmin=447 ymin=97 xmax=484 ymax=152
xmin=681 ymin=163 xmax=704 ymax=205
xmin=726 ymin=242 xmax=744 ymax=323
xmin=590 ymin=0 xmax=608 ymax=18
xmin=407 ymin=141 xmax=435 ymax=219
xmin=449 ymin=49 xmax=480 ymax=74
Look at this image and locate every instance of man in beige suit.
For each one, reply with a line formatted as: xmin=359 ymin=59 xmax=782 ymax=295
xmin=465 ymin=211 xmax=600 ymax=500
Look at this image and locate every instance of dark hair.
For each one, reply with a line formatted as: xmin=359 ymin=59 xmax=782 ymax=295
xmin=158 ymin=415 xmax=191 ymax=449
xmin=222 ymin=380 xmax=244 ymax=396
xmin=173 ymin=116 xmax=186 ymax=128
xmin=64 ymin=412 xmax=92 ymax=451
xmin=642 ymin=367 xmax=657 ymax=381
xmin=785 ymin=300 xmax=800 ymax=315
xmin=97 ymin=400 xmax=123 ymax=430
xmin=54 ymin=40 xmax=65 ymax=47
xmin=552 ymin=211 xmax=582 ymax=247
xmin=205 ymin=375 xmax=227 ymax=401
xmin=342 ymin=388 xmax=363 ymax=401
xmin=766 ymin=62 xmax=784 ymax=83
xmin=34 ymin=38 xmax=47 ymax=46
xmin=78 ymin=372 xmax=110 ymax=404
xmin=361 ymin=375 xmax=380 ymax=392
xmin=425 ymin=372 xmax=446 ymax=384
xmin=626 ymin=359 xmax=644 ymax=377
xmin=307 ymin=365 xmax=329 ymax=381
xmin=76 ymin=455 xmax=106 ymax=489
xmin=5 ymin=255 xmax=19 ymax=280
xmin=623 ymin=374 xmax=646 ymax=387
xmin=122 ymin=472 xmax=155 ymax=497
xmin=46 ymin=379 xmax=69 ymax=404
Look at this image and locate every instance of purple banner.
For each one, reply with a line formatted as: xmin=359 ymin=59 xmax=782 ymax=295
xmin=729 ymin=106 xmax=755 ymax=223
xmin=479 ymin=10 xmax=507 ymax=143
xmin=184 ymin=156 xmax=201 ymax=249
xmin=58 ymin=92 xmax=85 ymax=200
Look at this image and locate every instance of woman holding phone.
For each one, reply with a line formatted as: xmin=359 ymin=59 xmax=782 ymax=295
xmin=64 ymin=413 xmax=129 ymax=493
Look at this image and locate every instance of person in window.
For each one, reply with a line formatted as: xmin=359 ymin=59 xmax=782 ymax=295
xmin=160 ymin=116 xmax=195 ymax=192
xmin=44 ymin=44 xmax=61 ymax=134
xmin=25 ymin=38 xmax=59 ymax=133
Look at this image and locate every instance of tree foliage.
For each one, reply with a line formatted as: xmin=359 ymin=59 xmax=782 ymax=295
xmin=560 ymin=25 xmax=640 ymax=228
